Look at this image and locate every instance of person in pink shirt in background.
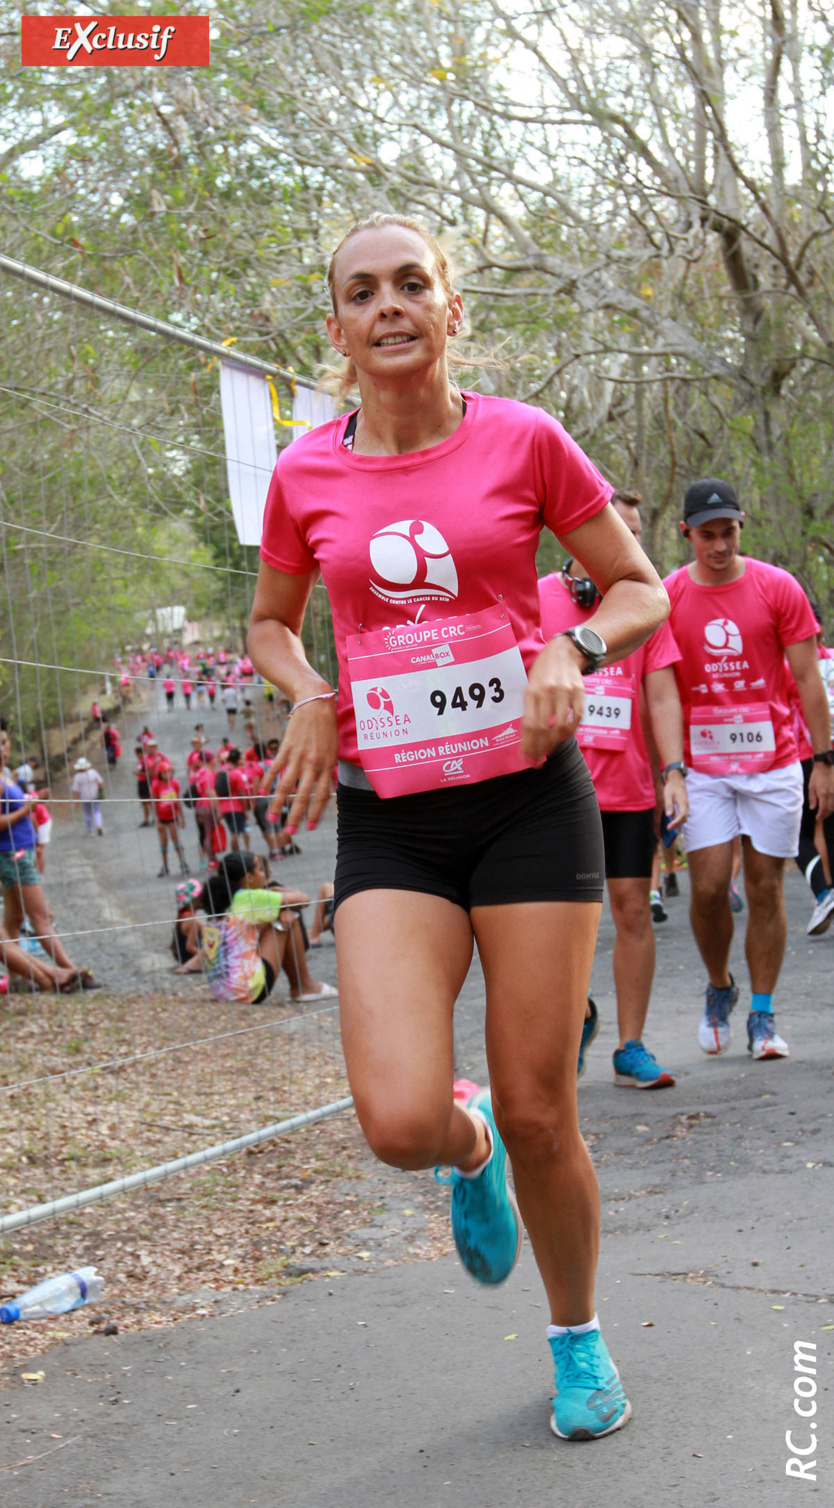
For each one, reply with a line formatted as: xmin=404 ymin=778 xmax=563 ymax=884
xmin=215 ymin=747 xmax=250 ymax=853
xmin=784 ymin=606 xmax=834 ymax=936
xmin=539 ymin=490 xmax=688 ymax=1089
xmin=665 ymin=478 xmax=834 ymax=1062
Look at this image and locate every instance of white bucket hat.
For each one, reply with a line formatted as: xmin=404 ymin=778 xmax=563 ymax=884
xmin=73 ymin=757 xmax=91 ymax=772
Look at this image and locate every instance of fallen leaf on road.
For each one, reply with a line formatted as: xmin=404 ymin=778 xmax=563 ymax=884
xmin=20 ymin=1371 xmax=45 ymax=1384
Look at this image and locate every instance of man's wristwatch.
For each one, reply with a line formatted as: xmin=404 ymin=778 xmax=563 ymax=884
xmin=812 ymin=749 xmax=834 ymax=766
xmin=561 ymin=625 xmax=607 ymax=675
xmin=661 ymin=761 xmax=687 ymax=782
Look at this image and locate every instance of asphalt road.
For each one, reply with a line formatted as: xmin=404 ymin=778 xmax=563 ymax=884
xmin=3 ymin=699 xmax=832 ymax=1505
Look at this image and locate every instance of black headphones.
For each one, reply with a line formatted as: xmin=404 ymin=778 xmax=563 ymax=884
xmin=562 ymin=559 xmax=600 ymax=610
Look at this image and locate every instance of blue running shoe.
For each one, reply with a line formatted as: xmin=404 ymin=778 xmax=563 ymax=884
xmin=435 ymin=1091 xmax=522 ymax=1285
xmin=747 ymin=1011 xmax=789 ymax=1060
xmin=578 ymin=996 xmax=599 ymax=1078
xmin=612 ymin=1039 xmax=675 ymax=1089
xmin=549 ymin=1328 xmax=632 ymax=1440
xmin=697 ymin=974 xmax=738 ymax=1055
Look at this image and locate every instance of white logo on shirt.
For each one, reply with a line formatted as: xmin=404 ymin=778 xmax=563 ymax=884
xmin=704 ymin=617 xmax=743 ymax=655
xmin=369 ymin=520 xmax=459 ymax=606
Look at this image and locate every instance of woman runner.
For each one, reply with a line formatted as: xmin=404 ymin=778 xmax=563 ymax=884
xmin=248 ymin=213 xmax=668 ymax=1442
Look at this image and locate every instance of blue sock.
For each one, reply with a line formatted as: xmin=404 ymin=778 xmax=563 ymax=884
xmin=819 ymin=887 xmax=833 ymax=902
xmin=751 ymin=992 xmax=773 ymax=1015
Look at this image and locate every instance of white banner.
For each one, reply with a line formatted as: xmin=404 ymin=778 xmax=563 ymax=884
xmin=290 ymin=385 xmax=337 ymax=438
xmin=219 ymin=363 xmax=278 ymax=546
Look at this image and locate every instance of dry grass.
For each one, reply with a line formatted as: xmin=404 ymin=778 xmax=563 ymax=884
xmin=1 ymin=987 xmax=349 ymax=1205
xmin=0 ymin=987 xmax=454 ymax=1375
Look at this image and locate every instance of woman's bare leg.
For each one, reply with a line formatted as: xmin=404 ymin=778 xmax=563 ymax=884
xmin=281 ymin=915 xmax=325 ymax=996
xmin=333 ymin=891 xmax=489 ymax=1172
xmin=257 ymin=921 xmax=288 ymax=981
xmin=472 ymin=900 xmax=602 ymax=1326
xmin=17 ymin=884 xmax=76 ymax=970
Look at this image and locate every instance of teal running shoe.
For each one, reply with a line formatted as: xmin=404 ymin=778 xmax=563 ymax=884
xmin=577 ymin=996 xmax=599 ymax=1079
xmin=612 ymin=1039 xmax=675 ymax=1089
xmin=435 ymin=1090 xmax=522 ymax=1285
xmin=549 ymin=1328 xmax=632 ymax=1440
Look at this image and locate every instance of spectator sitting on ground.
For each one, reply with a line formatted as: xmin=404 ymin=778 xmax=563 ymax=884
xmin=0 ymin=729 xmax=101 ymax=989
xmin=199 ymin=852 xmax=337 ymax=1004
xmin=0 ymin=925 xmax=86 ymax=993
xmin=171 ymin=878 xmax=204 ymax=973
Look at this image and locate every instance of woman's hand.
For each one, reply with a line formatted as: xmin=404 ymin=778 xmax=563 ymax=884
xmin=522 ymin=636 xmax=586 ymax=762
xmin=261 ymin=699 xmax=338 ymax=834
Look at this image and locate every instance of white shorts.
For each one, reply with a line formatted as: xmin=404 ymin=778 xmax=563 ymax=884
xmin=36 ymin=818 xmax=53 ymax=846
xmin=682 ymin=763 xmax=803 ymax=858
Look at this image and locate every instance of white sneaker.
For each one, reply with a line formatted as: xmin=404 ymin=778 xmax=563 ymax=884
xmin=697 ymin=976 xmax=738 ymax=1055
xmin=747 ymin=1011 xmax=789 ymax=1060
xmin=806 ymin=890 xmax=834 ymax=936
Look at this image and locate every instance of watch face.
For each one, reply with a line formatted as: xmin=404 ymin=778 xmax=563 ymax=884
xmin=578 ymin=627 xmax=606 ymax=657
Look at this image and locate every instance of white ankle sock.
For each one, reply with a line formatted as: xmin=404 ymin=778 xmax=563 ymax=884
xmin=454 ymin=1107 xmax=493 ymax=1179
xmin=547 ymin=1314 xmax=600 ymax=1338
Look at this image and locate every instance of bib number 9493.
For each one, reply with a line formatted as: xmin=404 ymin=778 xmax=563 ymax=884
xmin=346 ymin=604 xmax=531 ymax=797
xmin=431 ymin=679 xmax=504 ymax=715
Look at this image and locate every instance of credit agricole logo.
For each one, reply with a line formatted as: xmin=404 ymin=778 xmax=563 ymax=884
xmin=21 ymin=15 xmax=210 ymax=67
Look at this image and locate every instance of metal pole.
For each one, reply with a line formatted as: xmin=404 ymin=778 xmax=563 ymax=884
xmin=0 ymin=252 xmax=319 ymax=390
xmin=0 ymin=1097 xmax=354 ymax=1234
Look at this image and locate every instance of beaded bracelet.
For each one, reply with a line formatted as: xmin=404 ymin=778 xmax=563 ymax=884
xmin=289 ymin=691 xmax=336 ymax=716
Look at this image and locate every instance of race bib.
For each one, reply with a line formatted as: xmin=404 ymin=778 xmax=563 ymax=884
xmin=690 ymin=702 xmax=776 ymax=774
xmin=346 ymin=604 xmax=532 ymax=797
xmin=576 ymin=674 xmax=635 ymax=752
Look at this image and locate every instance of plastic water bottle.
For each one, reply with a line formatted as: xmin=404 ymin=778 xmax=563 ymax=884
xmin=0 ymin=1267 xmax=104 ymax=1323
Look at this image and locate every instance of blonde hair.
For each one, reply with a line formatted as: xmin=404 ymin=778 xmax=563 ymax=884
xmin=322 ymin=212 xmax=476 ymax=400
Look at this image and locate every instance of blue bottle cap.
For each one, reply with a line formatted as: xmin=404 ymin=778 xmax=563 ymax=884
xmin=0 ymin=1304 xmax=20 ymax=1323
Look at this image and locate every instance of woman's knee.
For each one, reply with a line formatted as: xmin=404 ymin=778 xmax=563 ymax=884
xmin=356 ymin=1098 xmax=452 ymax=1170
xmin=492 ymin=1089 xmax=581 ymax=1167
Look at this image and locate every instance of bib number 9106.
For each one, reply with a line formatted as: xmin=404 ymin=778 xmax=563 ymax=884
xmin=430 ymin=679 xmax=505 ymax=716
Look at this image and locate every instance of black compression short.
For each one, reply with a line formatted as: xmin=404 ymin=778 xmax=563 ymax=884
xmin=334 ymin=738 xmax=603 ymax=912
xmin=600 ymin=807 xmax=656 ymax=880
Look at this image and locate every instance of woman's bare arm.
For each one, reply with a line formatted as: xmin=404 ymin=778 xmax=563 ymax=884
xmin=524 ymin=503 xmax=669 ymax=763
xmin=248 ymin=562 xmax=338 ymax=833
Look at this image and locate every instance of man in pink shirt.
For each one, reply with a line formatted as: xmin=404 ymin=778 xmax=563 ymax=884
xmin=665 ymin=479 xmax=834 ymax=1060
xmin=539 ymin=491 xmax=688 ymax=1088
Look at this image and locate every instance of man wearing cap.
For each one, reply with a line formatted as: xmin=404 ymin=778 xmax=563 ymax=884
xmin=665 ymin=479 xmax=834 ymax=1060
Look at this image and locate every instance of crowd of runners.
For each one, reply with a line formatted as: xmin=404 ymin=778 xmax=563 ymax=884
xmin=3 ymin=209 xmax=834 ymax=1446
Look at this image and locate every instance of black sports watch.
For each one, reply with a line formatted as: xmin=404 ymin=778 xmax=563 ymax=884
xmin=561 ymin=625 xmax=607 ymax=675
xmin=661 ymin=761 xmax=687 ymax=782
xmin=812 ymin=749 xmax=834 ymax=767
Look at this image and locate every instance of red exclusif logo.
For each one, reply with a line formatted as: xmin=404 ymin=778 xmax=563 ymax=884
xmin=21 ymin=15 xmax=209 ymax=67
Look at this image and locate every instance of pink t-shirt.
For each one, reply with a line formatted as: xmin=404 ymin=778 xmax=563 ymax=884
xmin=664 ymin=558 xmax=818 ymax=770
xmin=538 ymin=571 xmax=681 ymax=810
xmin=216 ymin=765 xmax=249 ymax=814
xmin=260 ymin=393 xmax=612 ymax=763
xmin=786 ymin=644 xmax=832 ymax=761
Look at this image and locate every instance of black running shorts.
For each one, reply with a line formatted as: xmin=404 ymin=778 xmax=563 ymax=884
xmin=334 ymin=738 xmax=604 ymax=912
xmin=599 ymin=807 xmax=656 ymax=880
